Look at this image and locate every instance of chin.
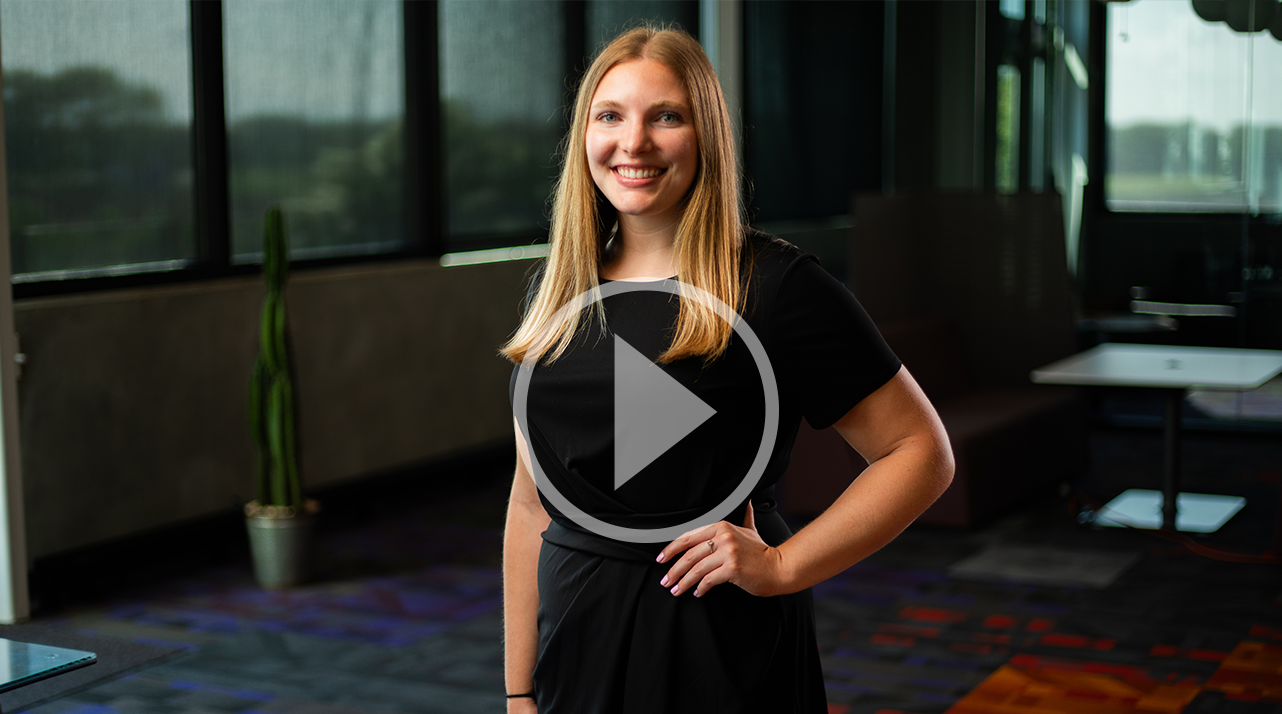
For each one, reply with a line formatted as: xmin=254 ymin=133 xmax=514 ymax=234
xmin=615 ymin=204 xmax=656 ymax=216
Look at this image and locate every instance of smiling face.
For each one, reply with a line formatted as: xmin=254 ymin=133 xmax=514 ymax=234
xmin=585 ymin=58 xmax=699 ymax=228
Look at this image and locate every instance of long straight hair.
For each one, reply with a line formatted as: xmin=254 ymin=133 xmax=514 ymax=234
xmin=500 ymin=25 xmax=744 ymax=366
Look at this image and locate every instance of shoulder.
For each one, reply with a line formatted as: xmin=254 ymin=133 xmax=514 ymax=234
xmin=736 ymin=228 xmax=821 ymax=325
xmin=740 ymin=227 xmax=823 ymax=300
xmin=741 ymin=228 xmax=813 ymax=287
xmin=743 ymin=228 xmax=805 ymax=269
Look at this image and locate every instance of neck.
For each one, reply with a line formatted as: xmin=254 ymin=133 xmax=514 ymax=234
xmin=601 ymin=212 xmax=681 ymax=280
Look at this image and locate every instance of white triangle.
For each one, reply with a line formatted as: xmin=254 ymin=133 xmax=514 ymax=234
xmin=613 ymin=335 xmax=716 ymax=490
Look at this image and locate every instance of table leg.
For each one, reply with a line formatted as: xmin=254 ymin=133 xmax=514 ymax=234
xmin=1162 ymin=388 xmax=1185 ymax=531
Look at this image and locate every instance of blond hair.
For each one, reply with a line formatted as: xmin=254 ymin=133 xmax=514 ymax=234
xmin=500 ymin=24 xmax=744 ymax=366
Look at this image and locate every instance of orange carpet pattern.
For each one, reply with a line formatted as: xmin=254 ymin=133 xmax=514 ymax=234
xmin=1203 ymin=641 xmax=1282 ymax=704
xmin=938 ymin=639 xmax=1282 ymax=713
xmin=945 ymin=654 xmax=1201 ymax=713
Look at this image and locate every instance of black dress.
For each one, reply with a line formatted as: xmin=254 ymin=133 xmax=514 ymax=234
xmin=510 ymin=232 xmax=901 ymax=713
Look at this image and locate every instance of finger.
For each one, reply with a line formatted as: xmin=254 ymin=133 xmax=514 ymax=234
xmin=662 ymin=522 xmax=732 ymax=589
xmin=661 ymin=534 xmax=717 ymax=589
xmin=675 ymin=535 xmax=743 ymax=595
xmin=694 ymin=562 xmax=735 ymax=597
xmin=743 ymin=501 xmax=755 ymax=531
xmin=656 ymin=524 xmax=717 ymax=564
xmin=675 ymin=550 xmax=727 ymax=596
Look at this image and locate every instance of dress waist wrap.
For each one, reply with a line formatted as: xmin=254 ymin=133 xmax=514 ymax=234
xmin=540 ymin=489 xmax=791 ymax=563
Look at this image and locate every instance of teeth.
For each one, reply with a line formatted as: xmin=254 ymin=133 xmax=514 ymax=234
xmin=617 ymin=166 xmax=663 ymax=179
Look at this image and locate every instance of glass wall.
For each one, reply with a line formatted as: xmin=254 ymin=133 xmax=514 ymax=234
xmin=1106 ymin=0 xmax=1282 ymax=213
xmin=0 ymin=0 xmax=194 ymax=280
xmin=223 ymin=0 xmax=405 ymax=261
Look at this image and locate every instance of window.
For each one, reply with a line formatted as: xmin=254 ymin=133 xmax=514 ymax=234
xmin=743 ymin=1 xmax=883 ymax=223
xmin=995 ymin=64 xmax=1021 ymax=194
xmin=0 ymin=0 xmax=705 ymax=287
xmin=1106 ymin=0 xmax=1282 ymax=213
xmin=437 ymin=0 xmax=697 ymax=250
xmin=223 ymin=0 xmax=405 ymax=261
xmin=440 ymin=0 xmax=565 ymax=244
xmin=1 ymin=0 xmax=194 ymax=281
xmin=587 ymin=1 xmax=698 ymax=53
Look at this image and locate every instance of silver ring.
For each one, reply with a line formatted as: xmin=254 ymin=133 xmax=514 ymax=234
xmin=707 ymin=539 xmax=715 ymax=553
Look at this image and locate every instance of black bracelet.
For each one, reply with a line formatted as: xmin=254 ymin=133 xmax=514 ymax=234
xmin=506 ymin=692 xmax=535 ymax=699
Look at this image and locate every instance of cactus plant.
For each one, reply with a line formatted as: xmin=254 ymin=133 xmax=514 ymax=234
xmin=248 ymin=206 xmax=302 ymax=513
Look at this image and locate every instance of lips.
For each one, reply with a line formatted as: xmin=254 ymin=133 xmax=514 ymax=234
xmin=614 ymin=166 xmax=665 ymax=179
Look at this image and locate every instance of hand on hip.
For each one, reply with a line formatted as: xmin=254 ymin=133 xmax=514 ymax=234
xmin=656 ymin=503 xmax=788 ymax=598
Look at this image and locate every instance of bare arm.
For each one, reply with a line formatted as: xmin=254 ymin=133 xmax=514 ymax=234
xmin=659 ymin=366 xmax=953 ymax=597
xmin=504 ymin=420 xmax=550 ymax=712
xmin=773 ymin=365 xmax=954 ymax=590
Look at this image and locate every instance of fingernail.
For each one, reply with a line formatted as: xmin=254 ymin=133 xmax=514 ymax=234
xmin=670 ymin=585 xmax=679 ymax=595
xmin=656 ymin=553 xmax=665 ymax=563
xmin=660 ymin=576 xmax=669 ymax=587
xmin=694 ymin=589 xmax=700 ymax=597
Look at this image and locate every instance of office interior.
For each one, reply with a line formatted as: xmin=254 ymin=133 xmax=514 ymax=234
xmin=0 ymin=0 xmax=1279 ymax=712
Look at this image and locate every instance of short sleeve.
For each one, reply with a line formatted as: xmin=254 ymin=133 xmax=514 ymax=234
xmin=770 ymin=254 xmax=901 ymax=429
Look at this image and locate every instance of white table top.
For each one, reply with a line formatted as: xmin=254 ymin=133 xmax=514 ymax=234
xmin=1030 ymin=343 xmax=1282 ymax=390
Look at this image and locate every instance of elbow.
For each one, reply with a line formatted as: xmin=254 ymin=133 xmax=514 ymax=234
xmin=938 ymin=451 xmax=956 ymax=495
xmin=931 ymin=431 xmax=956 ymax=498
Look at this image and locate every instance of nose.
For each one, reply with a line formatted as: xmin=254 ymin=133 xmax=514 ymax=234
xmin=621 ymin=119 xmax=652 ymax=155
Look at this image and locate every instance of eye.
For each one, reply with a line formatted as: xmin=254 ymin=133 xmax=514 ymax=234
xmin=658 ymin=111 xmax=682 ymax=124
xmin=597 ymin=111 xmax=620 ymax=123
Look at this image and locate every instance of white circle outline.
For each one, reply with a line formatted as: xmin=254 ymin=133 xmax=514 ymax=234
xmin=512 ymin=279 xmax=779 ymax=543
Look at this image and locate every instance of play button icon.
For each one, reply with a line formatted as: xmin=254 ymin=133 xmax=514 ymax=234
xmin=613 ymin=335 xmax=716 ymax=489
xmin=512 ymin=278 xmax=779 ymax=543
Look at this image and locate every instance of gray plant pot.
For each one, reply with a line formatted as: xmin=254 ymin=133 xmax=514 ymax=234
xmin=245 ymin=501 xmax=318 ymax=589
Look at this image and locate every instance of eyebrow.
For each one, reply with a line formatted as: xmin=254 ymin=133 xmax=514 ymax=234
xmin=591 ymin=99 xmax=690 ymax=112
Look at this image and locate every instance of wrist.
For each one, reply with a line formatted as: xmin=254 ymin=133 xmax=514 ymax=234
xmin=769 ymin=543 xmax=797 ymax=596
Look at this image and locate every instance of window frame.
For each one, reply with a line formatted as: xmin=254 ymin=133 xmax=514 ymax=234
xmin=8 ymin=0 xmax=637 ymax=299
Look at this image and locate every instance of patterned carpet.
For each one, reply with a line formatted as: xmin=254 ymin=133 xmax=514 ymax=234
xmin=18 ymin=426 xmax=1282 ymax=714
xmin=813 ymin=541 xmax=1282 ymax=713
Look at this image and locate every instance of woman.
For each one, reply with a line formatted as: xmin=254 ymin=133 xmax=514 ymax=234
xmin=501 ymin=25 xmax=952 ymax=714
